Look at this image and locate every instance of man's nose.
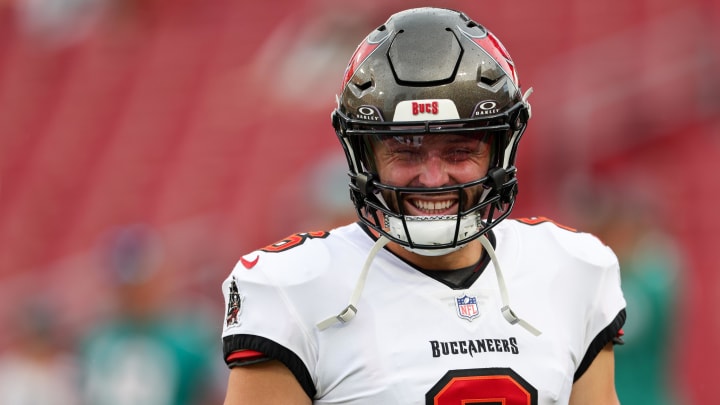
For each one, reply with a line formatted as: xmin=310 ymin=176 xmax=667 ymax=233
xmin=417 ymin=154 xmax=450 ymax=187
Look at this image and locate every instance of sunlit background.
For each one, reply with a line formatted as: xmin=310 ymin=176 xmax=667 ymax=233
xmin=0 ymin=0 xmax=717 ymax=403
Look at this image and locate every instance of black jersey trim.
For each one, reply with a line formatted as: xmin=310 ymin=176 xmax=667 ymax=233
xmin=573 ymin=308 xmax=627 ymax=382
xmin=223 ymin=334 xmax=316 ymax=399
xmin=419 ymin=230 xmax=495 ymax=289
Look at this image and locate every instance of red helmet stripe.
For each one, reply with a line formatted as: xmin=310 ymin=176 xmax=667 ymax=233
xmin=471 ymin=32 xmax=519 ymax=86
xmin=341 ymin=40 xmax=380 ymax=91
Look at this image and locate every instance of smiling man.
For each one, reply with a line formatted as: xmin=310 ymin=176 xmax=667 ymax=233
xmin=221 ymin=7 xmax=626 ymax=405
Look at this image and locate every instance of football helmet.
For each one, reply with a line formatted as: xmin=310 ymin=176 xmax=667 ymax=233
xmin=332 ymin=7 xmax=532 ymax=255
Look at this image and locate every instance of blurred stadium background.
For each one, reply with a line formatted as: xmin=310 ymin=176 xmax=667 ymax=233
xmin=0 ymin=0 xmax=717 ymax=403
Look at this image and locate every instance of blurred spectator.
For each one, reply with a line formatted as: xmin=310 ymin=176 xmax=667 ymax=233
xmin=0 ymin=299 xmax=80 ymax=405
xmin=14 ymin=0 xmax=113 ymax=46
xmin=77 ymin=224 xmax=219 ymax=405
xmin=565 ymin=178 xmax=683 ymax=405
xmin=269 ymin=152 xmax=357 ymax=236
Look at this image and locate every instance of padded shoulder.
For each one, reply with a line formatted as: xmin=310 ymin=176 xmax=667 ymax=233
xmin=509 ymin=217 xmax=618 ymax=269
xmin=231 ymin=224 xmax=369 ymax=287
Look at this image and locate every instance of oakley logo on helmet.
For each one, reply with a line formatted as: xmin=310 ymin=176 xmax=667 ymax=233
xmin=356 ymin=106 xmax=383 ymax=121
xmin=473 ymin=101 xmax=500 ymax=116
xmin=393 ymin=99 xmax=460 ymax=121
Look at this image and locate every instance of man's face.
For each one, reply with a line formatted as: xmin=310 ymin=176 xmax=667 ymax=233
xmin=371 ymin=133 xmax=492 ymax=216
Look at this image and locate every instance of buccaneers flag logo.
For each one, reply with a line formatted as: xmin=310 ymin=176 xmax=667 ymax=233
xmin=226 ymin=278 xmax=242 ymax=327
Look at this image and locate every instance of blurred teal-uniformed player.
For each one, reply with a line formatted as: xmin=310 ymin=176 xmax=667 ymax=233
xmin=79 ymin=224 xmax=220 ymax=405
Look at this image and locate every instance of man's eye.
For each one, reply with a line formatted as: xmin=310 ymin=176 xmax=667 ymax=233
xmin=393 ymin=148 xmax=421 ymax=156
xmin=445 ymin=149 xmax=473 ymax=160
xmin=388 ymin=147 xmax=422 ymax=160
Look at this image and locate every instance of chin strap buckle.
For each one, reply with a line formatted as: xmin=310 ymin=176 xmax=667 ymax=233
xmin=337 ymin=305 xmax=358 ymax=323
xmin=317 ymin=305 xmax=357 ymax=331
xmin=502 ymin=305 xmax=542 ymax=337
xmin=501 ymin=305 xmax=519 ymax=325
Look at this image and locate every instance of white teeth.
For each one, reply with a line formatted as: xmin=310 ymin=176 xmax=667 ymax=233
xmin=414 ymin=200 xmax=453 ymax=211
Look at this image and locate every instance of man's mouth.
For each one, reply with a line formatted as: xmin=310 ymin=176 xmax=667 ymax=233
xmin=406 ymin=198 xmax=458 ymax=216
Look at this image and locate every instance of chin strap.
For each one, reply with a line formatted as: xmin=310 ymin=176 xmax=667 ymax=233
xmin=317 ymin=235 xmax=391 ymax=331
xmin=317 ymin=233 xmax=540 ymax=336
xmin=478 ymin=234 xmax=542 ymax=336
xmin=522 ymin=87 xmax=534 ymax=119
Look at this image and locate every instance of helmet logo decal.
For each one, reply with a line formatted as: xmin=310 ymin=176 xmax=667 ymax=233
xmin=472 ymin=101 xmax=500 ymax=116
xmin=356 ymin=105 xmax=383 ymax=121
xmin=412 ymin=101 xmax=438 ymax=115
xmin=456 ymin=294 xmax=480 ymax=321
xmin=393 ymin=99 xmax=460 ymax=121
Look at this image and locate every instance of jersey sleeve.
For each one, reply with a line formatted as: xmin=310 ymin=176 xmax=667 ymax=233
xmin=220 ymin=250 xmax=319 ymax=398
xmin=517 ymin=218 xmax=627 ymax=382
xmin=573 ymin=241 xmax=627 ymax=381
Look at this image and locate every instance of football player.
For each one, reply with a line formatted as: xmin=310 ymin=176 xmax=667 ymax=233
xmin=222 ymin=7 xmax=626 ymax=405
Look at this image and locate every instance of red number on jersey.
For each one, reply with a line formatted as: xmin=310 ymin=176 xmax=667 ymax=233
xmin=261 ymin=231 xmax=330 ymax=253
xmin=516 ymin=216 xmax=577 ymax=232
xmin=426 ymin=368 xmax=537 ymax=405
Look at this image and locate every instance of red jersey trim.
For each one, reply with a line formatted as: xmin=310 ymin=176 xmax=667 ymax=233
xmin=226 ymin=349 xmax=266 ymax=363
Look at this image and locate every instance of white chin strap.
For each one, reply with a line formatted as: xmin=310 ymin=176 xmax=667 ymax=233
xmin=385 ymin=214 xmax=480 ymax=256
xmin=317 ymin=235 xmax=391 ymax=330
xmin=478 ymin=234 xmax=542 ymax=336
xmin=317 ymin=232 xmax=541 ymax=337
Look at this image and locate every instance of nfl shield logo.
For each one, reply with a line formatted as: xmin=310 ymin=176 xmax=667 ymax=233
xmin=456 ymin=295 xmax=480 ymax=321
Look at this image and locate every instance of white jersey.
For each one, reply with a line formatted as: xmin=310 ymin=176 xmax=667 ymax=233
xmin=221 ymin=218 xmax=626 ymax=404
